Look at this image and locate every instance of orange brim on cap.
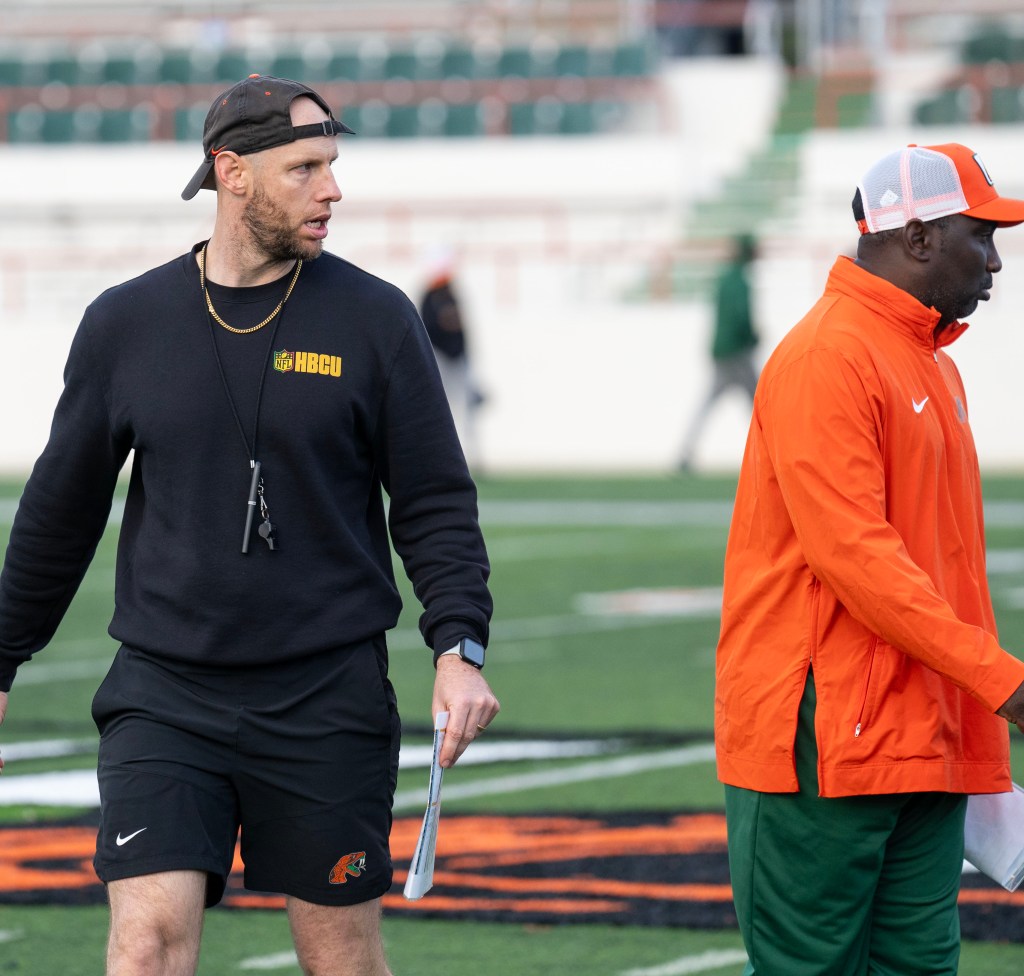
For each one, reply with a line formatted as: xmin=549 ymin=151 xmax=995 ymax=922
xmin=962 ymin=197 xmax=1024 ymax=227
xmin=924 ymin=142 xmax=1024 ymax=227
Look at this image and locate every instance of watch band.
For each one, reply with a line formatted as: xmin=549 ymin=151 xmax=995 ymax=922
xmin=433 ymin=636 xmax=485 ymax=669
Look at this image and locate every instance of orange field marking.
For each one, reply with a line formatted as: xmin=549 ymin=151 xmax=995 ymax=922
xmin=1 ymin=812 xmax=1020 ymax=935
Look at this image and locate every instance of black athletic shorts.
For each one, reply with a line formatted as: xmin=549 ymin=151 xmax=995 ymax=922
xmin=91 ymin=638 xmax=401 ymax=907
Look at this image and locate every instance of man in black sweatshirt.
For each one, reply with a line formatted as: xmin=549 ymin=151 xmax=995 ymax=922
xmin=0 ymin=76 xmax=498 ymax=976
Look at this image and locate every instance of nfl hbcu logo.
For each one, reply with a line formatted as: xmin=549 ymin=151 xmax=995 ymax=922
xmin=272 ymin=348 xmax=342 ymax=377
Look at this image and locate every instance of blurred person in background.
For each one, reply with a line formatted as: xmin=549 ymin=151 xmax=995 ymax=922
xmin=0 ymin=75 xmax=498 ymax=976
xmin=716 ymin=144 xmax=1024 ymax=975
xmin=419 ymin=246 xmax=486 ymax=472
xmin=677 ymin=233 xmax=760 ymax=473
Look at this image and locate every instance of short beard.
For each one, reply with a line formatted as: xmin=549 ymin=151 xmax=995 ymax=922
xmin=242 ymin=183 xmax=323 ymax=264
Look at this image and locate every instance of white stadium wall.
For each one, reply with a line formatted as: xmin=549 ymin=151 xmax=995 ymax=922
xmin=3 ymin=57 xmax=1024 ymax=474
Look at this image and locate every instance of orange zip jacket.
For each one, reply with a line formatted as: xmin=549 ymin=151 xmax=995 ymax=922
xmin=715 ymin=256 xmax=1024 ymax=798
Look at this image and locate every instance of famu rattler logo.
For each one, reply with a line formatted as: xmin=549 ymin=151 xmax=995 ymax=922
xmin=329 ymin=851 xmax=367 ymax=885
xmin=274 ymin=349 xmax=342 ymax=377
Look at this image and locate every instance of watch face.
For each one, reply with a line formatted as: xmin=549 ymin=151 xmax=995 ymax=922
xmin=461 ymin=638 xmax=485 ymax=668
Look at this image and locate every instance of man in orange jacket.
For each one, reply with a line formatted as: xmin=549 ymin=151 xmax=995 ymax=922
xmin=716 ymin=143 xmax=1024 ymax=975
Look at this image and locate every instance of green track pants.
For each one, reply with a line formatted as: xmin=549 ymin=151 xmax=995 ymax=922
xmin=724 ymin=672 xmax=966 ymax=975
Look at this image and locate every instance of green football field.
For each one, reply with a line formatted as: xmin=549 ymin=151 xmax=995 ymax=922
xmin=2 ymin=473 xmax=1024 ymax=974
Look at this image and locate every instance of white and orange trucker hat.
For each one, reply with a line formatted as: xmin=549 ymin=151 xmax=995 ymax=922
xmin=854 ymin=143 xmax=1024 ymax=234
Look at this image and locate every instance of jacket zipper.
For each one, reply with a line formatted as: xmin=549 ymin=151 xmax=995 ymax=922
xmin=808 ymin=577 xmax=821 ymax=679
xmin=854 ymin=637 xmax=879 ymax=737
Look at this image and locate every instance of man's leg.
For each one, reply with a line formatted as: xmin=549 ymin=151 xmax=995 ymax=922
xmin=726 ymin=785 xmax=889 ymax=975
xmin=736 ymin=352 xmax=759 ymax=401
xmin=679 ymin=369 xmax=729 ymax=470
xmin=867 ymin=792 xmax=966 ymax=975
xmin=106 ymin=870 xmax=206 ymax=976
xmin=725 ymin=671 xmax=900 ymax=976
xmin=287 ymin=896 xmax=392 ymax=976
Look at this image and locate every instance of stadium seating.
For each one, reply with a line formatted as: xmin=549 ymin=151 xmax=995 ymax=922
xmin=0 ymin=36 xmax=657 ymax=142
xmin=991 ymin=84 xmax=1024 ymax=123
xmin=911 ymin=22 xmax=1024 ymax=125
xmin=174 ymin=104 xmax=207 ymax=142
xmin=158 ymin=51 xmax=203 ymax=85
xmin=913 ymin=87 xmax=973 ymax=126
xmin=961 ymin=26 xmax=1024 ymax=65
xmin=440 ymin=46 xmax=478 ymax=80
xmin=8 ymin=103 xmax=153 ymax=142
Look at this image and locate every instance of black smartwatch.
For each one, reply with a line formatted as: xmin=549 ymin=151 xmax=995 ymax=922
xmin=434 ymin=636 xmax=485 ymax=669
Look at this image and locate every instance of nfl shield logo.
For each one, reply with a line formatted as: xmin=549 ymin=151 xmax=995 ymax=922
xmin=274 ymin=349 xmax=294 ymax=373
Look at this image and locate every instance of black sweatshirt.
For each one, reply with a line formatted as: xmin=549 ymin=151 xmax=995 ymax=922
xmin=0 ymin=245 xmax=491 ymax=691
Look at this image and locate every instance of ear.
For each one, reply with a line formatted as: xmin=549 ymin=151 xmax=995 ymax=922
xmin=212 ymin=151 xmax=249 ymax=197
xmin=902 ymin=218 xmax=933 ymax=262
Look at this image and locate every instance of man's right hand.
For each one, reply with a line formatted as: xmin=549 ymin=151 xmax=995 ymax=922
xmin=996 ymin=680 xmax=1024 ymax=734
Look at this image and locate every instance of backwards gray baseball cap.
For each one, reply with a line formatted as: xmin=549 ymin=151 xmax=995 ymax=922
xmin=181 ymin=74 xmax=354 ymax=201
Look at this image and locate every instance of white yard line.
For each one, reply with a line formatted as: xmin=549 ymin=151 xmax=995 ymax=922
xmin=3 ymin=496 xmax=1023 ymax=529
xmin=236 ymin=881 xmax=746 ymax=975
xmin=0 ymin=498 xmax=733 ymax=531
xmin=984 ymin=502 xmax=1024 ymax=527
xmin=12 ymin=608 xmax=705 ymax=688
xmin=0 ymin=743 xmax=716 ymax=810
xmin=0 ymin=498 xmax=124 ymax=525
xmin=12 ymin=656 xmax=114 ymax=685
xmin=400 ymin=738 xmax=615 ymax=768
xmin=620 ymin=948 xmax=749 ymax=976
xmin=480 ymin=500 xmax=733 ymax=527
xmin=8 ymin=636 xmax=119 ymax=685
xmin=476 ymin=499 xmax=1024 ymax=529
xmin=1 ymin=497 xmax=735 ymax=528
xmin=237 ymin=946 xmax=750 ymax=975
xmin=0 ymin=738 xmax=96 ymax=761
xmin=392 ymin=744 xmax=717 ymax=811
xmin=0 ymin=930 xmax=25 ymax=944
xmin=488 ymin=531 xmax=694 ymax=561
xmin=576 ymin=588 xmax=723 ymax=617
xmin=390 ymin=609 xmax=709 ymax=651
xmin=238 ymin=950 xmax=298 ymax=970
xmin=0 ymin=770 xmax=100 ymax=807
xmin=986 ymin=548 xmax=1024 ymax=573
xmin=0 ymin=736 xmax=611 ymax=769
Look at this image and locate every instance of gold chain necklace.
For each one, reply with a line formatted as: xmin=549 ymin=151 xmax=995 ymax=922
xmin=198 ymin=243 xmax=302 ymax=335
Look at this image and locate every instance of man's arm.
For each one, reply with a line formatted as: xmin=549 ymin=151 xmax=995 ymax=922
xmin=372 ymin=300 xmax=496 ymax=759
xmin=0 ymin=312 xmax=129 ymax=694
xmin=0 ymin=690 xmax=6 ymax=772
xmin=762 ymin=344 xmax=1024 ymax=713
xmin=375 ymin=312 xmax=493 ymax=649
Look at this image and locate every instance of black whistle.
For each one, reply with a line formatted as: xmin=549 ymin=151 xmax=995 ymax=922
xmin=258 ymin=519 xmax=277 ymax=550
xmin=242 ymin=460 xmax=261 ymax=554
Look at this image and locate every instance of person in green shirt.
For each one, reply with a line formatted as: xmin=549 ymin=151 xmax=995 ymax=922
xmin=678 ymin=234 xmax=760 ymax=472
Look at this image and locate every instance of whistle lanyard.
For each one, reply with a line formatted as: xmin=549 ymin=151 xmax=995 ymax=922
xmin=202 ymin=264 xmax=299 ymax=553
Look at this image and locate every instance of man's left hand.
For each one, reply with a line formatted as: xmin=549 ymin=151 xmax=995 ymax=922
xmin=997 ymin=679 xmax=1024 ymax=735
xmin=432 ymin=657 xmax=500 ymax=769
